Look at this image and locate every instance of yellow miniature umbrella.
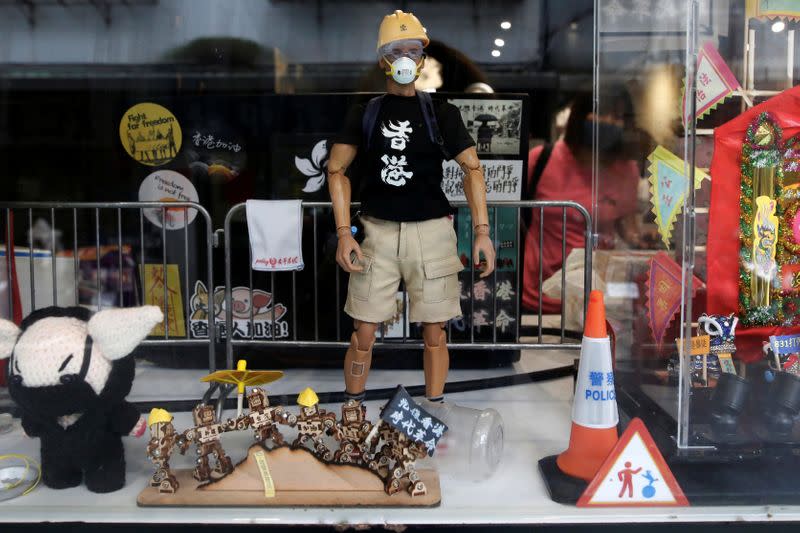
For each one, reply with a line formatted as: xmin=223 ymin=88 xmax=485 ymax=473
xmin=201 ymin=360 xmax=284 ymax=416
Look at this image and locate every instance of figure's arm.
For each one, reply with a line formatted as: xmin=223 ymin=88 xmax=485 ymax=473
xmin=328 ymin=143 xmax=364 ymax=273
xmin=455 ymin=147 xmax=496 ymax=278
xmin=20 ymin=414 xmax=42 ymax=438
xmin=109 ymin=401 xmax=141 ymax=435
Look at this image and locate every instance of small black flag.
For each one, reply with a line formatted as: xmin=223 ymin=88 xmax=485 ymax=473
xmin=380 ymin=385 xmax=448 ymax=456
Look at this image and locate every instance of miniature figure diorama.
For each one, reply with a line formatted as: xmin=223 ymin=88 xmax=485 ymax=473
xmin=326 ymin=9 xmax=500 ymax=431
xmin=0 ymin=305 xmax=163 ymax=493
xmin=138 ymin=360 xmax=447 ymax=506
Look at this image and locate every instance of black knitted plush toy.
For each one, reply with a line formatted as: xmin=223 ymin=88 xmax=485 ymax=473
xmin=0 ymin=305 xmax=162 ymax=493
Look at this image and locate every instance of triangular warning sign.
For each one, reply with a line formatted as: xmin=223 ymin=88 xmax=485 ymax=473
xmin=577 ymin=418 xmax=689 ymax=507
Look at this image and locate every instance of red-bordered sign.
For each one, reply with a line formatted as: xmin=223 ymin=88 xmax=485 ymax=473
xmin=577 ymin=417 xmax=689 ymax=507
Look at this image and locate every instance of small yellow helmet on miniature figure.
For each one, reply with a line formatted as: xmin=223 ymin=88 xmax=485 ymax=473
xmin=297 ymin=387 xmax=320 ymax=407
xmin=147 ymin=408 xmax=173 ymax=427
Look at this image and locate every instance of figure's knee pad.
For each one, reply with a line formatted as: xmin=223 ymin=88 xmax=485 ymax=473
xmin=353 ymin=320 xmax=377 ymax=351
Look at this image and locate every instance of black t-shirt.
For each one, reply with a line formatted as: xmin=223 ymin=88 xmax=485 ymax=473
xmin=333 ymin=94 xmax=475 ymax=222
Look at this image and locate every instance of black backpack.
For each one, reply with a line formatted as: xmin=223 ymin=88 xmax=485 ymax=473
xmin=361 ymin=90 xmax=451 ymax=160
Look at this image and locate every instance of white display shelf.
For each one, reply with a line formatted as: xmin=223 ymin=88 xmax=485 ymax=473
xmin=2 ymin=348 xmax=800 ymax=525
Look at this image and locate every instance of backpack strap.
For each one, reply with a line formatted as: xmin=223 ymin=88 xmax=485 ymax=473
xmin=527 ymin=142 xmax=553 ymax=199
xmin=416 ymin=90 xmax=451 ymax=160
xmin=362 ymin=95 xmax=384 ymax=151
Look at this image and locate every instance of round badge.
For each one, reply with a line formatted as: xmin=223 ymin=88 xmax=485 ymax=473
xmin=119 ymin=103 xmax=182 ymax=167
xmin=138 ymin=170 xmax=198 ymax=230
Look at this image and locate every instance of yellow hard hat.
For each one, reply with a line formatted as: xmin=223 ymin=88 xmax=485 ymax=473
xmin=377 ymin=10 xmax=429 ymax=52
xmin=297 ymin=387 xmax=319 ymax=407
xmin=148 ymin=408 xmax=173 ymax=427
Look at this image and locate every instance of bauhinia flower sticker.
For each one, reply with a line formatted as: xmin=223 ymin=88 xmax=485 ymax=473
xmin=296 ymin=140 xmax=329 ymax=193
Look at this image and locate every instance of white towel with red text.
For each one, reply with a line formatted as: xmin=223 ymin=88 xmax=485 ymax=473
xmin=246 ymin=199 xmax=304 ymax=272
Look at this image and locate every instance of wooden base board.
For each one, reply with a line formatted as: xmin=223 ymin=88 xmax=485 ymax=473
xmin=138 ymin=444 xmax=440 ymax=507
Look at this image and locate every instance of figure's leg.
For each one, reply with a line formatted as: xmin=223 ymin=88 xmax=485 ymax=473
xmin=343 ymin=216 xmax=402 ymax=402
xmin=254 ymin=426 xmax=268 ymax=444
xmin=423 ymin=323 xmax=449 ymax=402
xmin=193 ymin=444 xmax=211 ymax=481
xmin=85 ymin=436 xmax=126 ymax=493
xmin=212 ymin=441 xmax=234 ymax=474
xmin=270 ymin=425 xmax=286 ymax=446
xmin=344 ymin=320 xmax=378 ymax=402
xmin=41 ymin=442 xmax=82 ymax=489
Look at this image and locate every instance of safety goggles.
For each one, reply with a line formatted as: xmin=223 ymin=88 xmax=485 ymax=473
xmin=380 ymin=39 xmax=425 ymax=61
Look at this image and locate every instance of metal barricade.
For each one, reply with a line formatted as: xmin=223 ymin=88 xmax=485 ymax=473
xmin=223 ymin=200 xmax=592 ymax=370
xmin=0 ymin=202 xmax=217 ymax=372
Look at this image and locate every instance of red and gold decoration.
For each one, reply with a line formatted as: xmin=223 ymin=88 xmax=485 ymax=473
xmin=708 ymin=86 xmax=800 ymax=361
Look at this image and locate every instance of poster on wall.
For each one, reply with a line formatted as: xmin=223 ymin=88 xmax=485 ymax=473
xmin=140 ymin=264 xmax=186 ymax=338
xmin=138 ymin=170 xmax=199 ymax=230
xmin=188 ymin=281 xmax=290 ymax=340
xmin=186 ymin=127 xmax=245 ymax=185
xmin=271 ymin=133 xmax=332 ymax=199
xmin=450 ymin=272 xmax=518 ymax=340
xmin=441 ymin=160 xmax=523 ymax=201
xmin=451 ymin=208 xmax=518 ymax=341
xmin=448 ymin=99 xmax=522 ymax=156
xmin=119 ymin=102 xmax=182 ymax=167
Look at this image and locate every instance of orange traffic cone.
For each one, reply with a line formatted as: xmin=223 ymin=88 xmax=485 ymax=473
xmin=556 ymin=290 xmax=619 ymax=481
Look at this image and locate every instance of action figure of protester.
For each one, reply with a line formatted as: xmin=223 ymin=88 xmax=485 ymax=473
xmin=328 ymin=10 xmax=496 ymax=408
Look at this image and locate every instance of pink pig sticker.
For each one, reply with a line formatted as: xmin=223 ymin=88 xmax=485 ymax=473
xmin=793 ymin=210 xmax=800 ymax=245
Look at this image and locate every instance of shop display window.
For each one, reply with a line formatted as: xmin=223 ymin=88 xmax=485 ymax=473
xmin=2 ymin=0 xmax=800 ymax=527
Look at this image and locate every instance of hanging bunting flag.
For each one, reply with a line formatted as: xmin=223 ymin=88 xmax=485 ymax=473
xmin=645 ymin=252 xmax=704 ymax=346
xmin=683 ymin=42 xmax=749 ymax=126
xmin=647 ymin=146 xmax=709 ymax=248
xmin=746 ymin=0 xmax=800 ymax=20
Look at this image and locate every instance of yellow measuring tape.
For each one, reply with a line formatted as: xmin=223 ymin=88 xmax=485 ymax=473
xmin=0 ymin=454 xmax=41 ymax=496
xmin=253 ymin=451 xmax=276 ymax=498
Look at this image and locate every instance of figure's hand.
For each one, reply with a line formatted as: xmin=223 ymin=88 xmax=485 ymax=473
xmin=129 ymin=416 xmax=147 ymax=438
xmin=473 ymin=231 xmax=496 ymax=279
xmin=336 ymin=233 xmax=365 ymax=273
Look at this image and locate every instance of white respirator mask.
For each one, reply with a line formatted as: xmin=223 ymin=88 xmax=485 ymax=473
xmin=380 ymin=39 xmax=425 ymax=85
xmin=387 ymin=56 xmax=419 ymax=85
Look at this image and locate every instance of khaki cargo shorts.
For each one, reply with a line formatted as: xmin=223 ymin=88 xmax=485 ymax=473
xmin=344 ymin=215 xmax=464 ymax=324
